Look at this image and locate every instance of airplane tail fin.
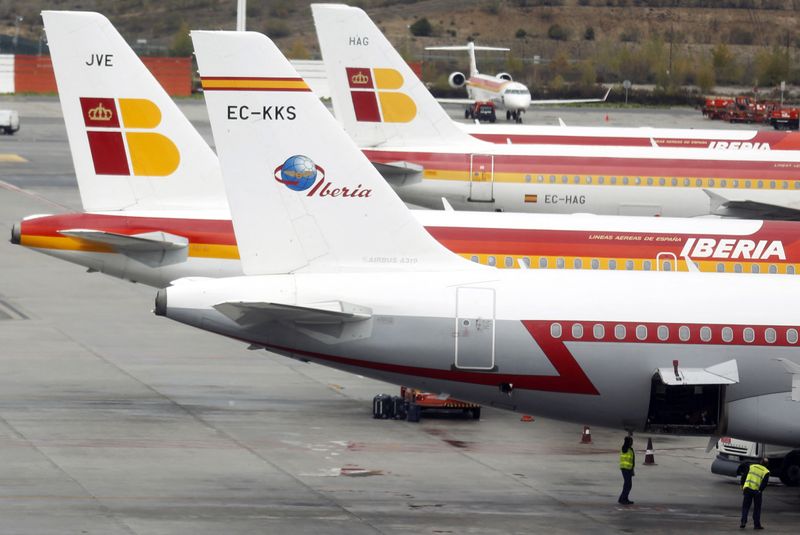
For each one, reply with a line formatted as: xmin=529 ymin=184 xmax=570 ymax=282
xmin=191 ymin=30 xmax=478 ymax=275
xmin=426 ymin=43 xmax=509 ymax=78
xmin=42 ymin=11 xmax=225 ymax=212
xmin=311 ymin=4 xmax=475 ymax=148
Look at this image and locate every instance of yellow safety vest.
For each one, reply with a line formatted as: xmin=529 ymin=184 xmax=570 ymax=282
xmin=743 ymin=464 xmax=769 ymax=491
xmin=620 ymin=449 xmax=634 ymax=470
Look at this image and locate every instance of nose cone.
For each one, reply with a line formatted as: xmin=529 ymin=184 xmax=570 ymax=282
xmin=504 ymin=93 xmax=530 ymax=111
xmin=10 ymin=222 xmax=20 ymax=244
xmin=154 ymin=288 xmax=168 ymax=317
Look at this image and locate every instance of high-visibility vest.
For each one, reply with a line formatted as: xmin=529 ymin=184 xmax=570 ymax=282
xmin=743 ymin=463 xmax=769 ymax=491
xmin=620 ymin=448 xmax=634 ymax=470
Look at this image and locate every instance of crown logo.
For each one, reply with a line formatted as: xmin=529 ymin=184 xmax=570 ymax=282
xmin=351 ymin=71 xmax=369 ymax=85
xmin=88 ymin=102 xmax=113 ymax=121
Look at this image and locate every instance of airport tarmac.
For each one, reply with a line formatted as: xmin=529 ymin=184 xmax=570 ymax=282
xmin=1 ymin=97 xmax=798 ymax=534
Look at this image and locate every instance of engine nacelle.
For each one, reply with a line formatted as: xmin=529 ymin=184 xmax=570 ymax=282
xmin=724 ymin=392 xmax=800 ymax=447
xmin=496 ymin=72 xmax=513 ymax=82
xmin=448 ymin=72 xmax=466 ymax=89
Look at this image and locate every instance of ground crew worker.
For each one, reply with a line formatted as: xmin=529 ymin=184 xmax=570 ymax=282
xmin=740 ymin=458 xmax=769 ymax=529
xmin=618 ymin=436 xmax=635 ymax=505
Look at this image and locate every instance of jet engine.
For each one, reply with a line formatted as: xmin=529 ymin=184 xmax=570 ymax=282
xmin=448 ymin=72 xmax=466 ymax=89
xmin=496 ymin=72 xmax=513 ymax=81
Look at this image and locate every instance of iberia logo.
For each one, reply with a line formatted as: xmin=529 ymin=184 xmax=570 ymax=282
xmin=345 ymin=67 xmax=416 ymax=123
xmin=274 ymin=155 xmax=372 ymax=198
xmin=80 ymin=97 xmax=180 ymax=176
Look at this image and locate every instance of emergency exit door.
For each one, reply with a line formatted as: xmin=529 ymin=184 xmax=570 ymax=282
xmin=469 ymin=154 xmax=495 ymax=202
xmin=454 ymin=287 xmax=496 ymax=370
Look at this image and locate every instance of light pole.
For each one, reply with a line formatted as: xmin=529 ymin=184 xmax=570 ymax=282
xmin=12 ymin=15 xmax=23 ymax=50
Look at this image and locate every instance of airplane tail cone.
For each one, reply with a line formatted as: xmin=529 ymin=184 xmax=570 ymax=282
xmin=580 ymin=425 xmax=592 ymax=444
xmin=644 ymin=437 xmax=656 ymax=465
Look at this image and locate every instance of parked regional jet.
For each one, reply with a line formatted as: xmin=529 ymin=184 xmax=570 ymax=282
xmin=16 ymin=11 xmax=800 ymax=289
xmin=425 ymin=42 xmax=609 ymax=123
xmin=313 ymin=4 xmax=800 ymax=219
xmin=155 ymin=29 xmax=800 ymax=448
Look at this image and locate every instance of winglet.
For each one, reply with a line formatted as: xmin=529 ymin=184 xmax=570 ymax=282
xmin=192 ymin=30 xmax=479 ymax=275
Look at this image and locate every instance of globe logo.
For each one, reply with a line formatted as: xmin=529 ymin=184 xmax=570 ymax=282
xmin=274 ymin=155 xmax=320 ymax=191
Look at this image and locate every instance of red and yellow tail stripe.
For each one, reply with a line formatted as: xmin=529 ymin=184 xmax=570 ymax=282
xmin=200 ymin=76 xmax=310 ymax=92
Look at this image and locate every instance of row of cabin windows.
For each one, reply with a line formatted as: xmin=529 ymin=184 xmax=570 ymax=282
xmin=470 ymin=255 xmax=793 ymax=274
xmin=532 ymin=174 xmax=798 ymax=190
xmin=549 ymin=322 xmax=798 ymax=344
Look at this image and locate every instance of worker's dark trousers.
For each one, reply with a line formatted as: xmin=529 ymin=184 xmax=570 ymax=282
xmin=619 ymin=469 xmax=633 ymax=502
xmin=741 ymin=488 xmax=763 ymax=527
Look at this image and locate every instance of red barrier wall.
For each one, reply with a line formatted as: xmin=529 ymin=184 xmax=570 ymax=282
xmin=13 ymin=55 xmax=192 ymax=96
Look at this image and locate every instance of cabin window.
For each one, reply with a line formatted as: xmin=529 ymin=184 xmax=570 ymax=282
xmin=573 ymin=176 xmax=580 ymax=184
xmin=646 ymin=177 xmax=653 ymax=186
xmin=788 ymin=265 xmax=796 ymax=275
xmin=609 ymin=259 xmax=617 ymax=270
xmin=657 ymin=325 xmax=669 ymax=341
xmin=562 ymin=175 xmax=568 ymax=183
xmin=537 ymin=175 xmax=544 ymax=183
xmin=733 ymin=180 xmax=739 ymax=188
xmin=622 ymin=177 xmax=629 ymax=185
xmin=679 ymin=325 xmax=690 ymax=341
xmin=520 ymin=257 xmax=530 ymax=268
xmin=700 ymin=326 xmax=712 ymax=342
xmin=696 ymin=179 xmax=703 ymax=187
xmin=757 ymin=180 xmax=764 ymax=189
xmin=636 ymin=325 xmax=647 ymax=340
xmin=659 ymin=178 xmax=665 ymax=186
xmin=722 ymin=327 xmax=733 ymax=343
xmin=488 ymin=256 xmax=496 ymax=267
xmin=471 ymin=255 xmax=480 ymax=263
xmin=572 ymin=323 xmax=584 ymax=339
xmin=720 ymin=180 xmax=727 ymax=187
xmin=745 ymin=180 xmax=752 ymax=188
xmin=765 ymin=328 xmax=777 ymax=344
xmin=795 ymin=181 xmax=800 ymax=189
xmin=787 ymin=328 xmax=798 ymax=344
xmin=683 ymin=178 xmax=690 ymax=187
xmin=598 ymin=176 xmax=605 ymax=184
xmin=591 ymin=258 xmax=599 ymax=269
xmin=708 ymin=179 xmax=715 ymax=187
xmin=614 ymin=324 xmax=626 ymax=340
xmin=643 ymin=260 xmax=652 ymax=271
xmin=550 ymin=175 xmax=556 ymax=183
xmin=751 ymin=264 xmax=760 ymax=274
xmin=574 ymin=258 xmax=583 ymax=269
xmin=770 ymin=181 xmax=776 ymax=189
xmin=734 ymin=263 xmax=743 ymax=273
xmin=556 ymin=257 xmax=565 ymax=269
xmin=783 ymin=181 xmax=789 ymax=189
xmin=586 ymin=176 xmax=593 ymax=184
xmin=550 ymin=323 xmax=562 ymax=338
xmin=635 ymin=177 xmax=642 ymax=185
xmin=504 ymin=256 xmax=513 ymax=268
xmin=716 ymin=263 xmax=725 ymax=272
xmin=769 ymin=265 xmax=777 ymax=274
xmin=662 ymin=260 xmax=672 ymax=272
xmin=610 ymin=177 xmax=617 ymax=185
xmin=539 ymin=257 xmax=548 ymax=268
xmin=593 ymin=324 xmax=605 ymax=339
xmin=743 ymin=327 xmax=755 ymax=343
xmin=626 ymin=260 xmax=634 ymax=270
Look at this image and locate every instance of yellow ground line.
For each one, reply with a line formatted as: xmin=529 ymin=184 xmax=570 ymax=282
xmin=0 ymin=153 xmax=28 ymax=163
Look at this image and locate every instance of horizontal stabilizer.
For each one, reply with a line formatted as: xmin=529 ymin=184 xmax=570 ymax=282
xmin=214 ymin=301 xmax=372 ymax=328
xmin=435 ymin=97 xmax=477 ymax=105
xmin=703 ymin=189 xmax=800 ymax=220
xmin=373 ymin=161 xmax=424 ymax=186
xmin=58 ymin=229 xmax=188 ymax=251
xmin=530 ymin=88 xmax=611 ymax=105
xmin=426 ymin=45 xmax=510 ymax=52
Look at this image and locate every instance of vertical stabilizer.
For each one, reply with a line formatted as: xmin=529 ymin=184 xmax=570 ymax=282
xmin=43 ymin=11 xmax=225 ymax=212
xmin=311 ymin=4 xmax=475 ymax=148
xmin=192 ymin=30 xmax=477 ymax=275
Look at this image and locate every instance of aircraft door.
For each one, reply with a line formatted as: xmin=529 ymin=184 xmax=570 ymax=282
xmin=468 ymin=154 xmax=495 ymax=202
xmin=657 ymin=252 xmax=677 ymax=272
xmin=454 ymin=287 xmax=496 ymax=370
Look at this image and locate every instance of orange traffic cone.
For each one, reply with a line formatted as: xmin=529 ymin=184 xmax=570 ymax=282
xmin=644 ymin=437 xmax=656 ymax=465
xmin=580 ymin=425 xmax=592 ymax=444
xmin=520 ymin=414 xmax=534 ymax=422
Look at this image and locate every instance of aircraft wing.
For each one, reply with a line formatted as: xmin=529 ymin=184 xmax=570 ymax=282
xmin=435 ymin=97 xmax=476 ymax=105
xmin=214 ymin=301 xmax=372 ymax=328
xmin=530 ymin=88 xmax=611 ymax=106
xmin=58 ymin=229 xmax=189 ymax=251
xmin=704 ymin=190 xmax=800 ymax=221
xmin=372 ymin=161 xmax=424 ymax=186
